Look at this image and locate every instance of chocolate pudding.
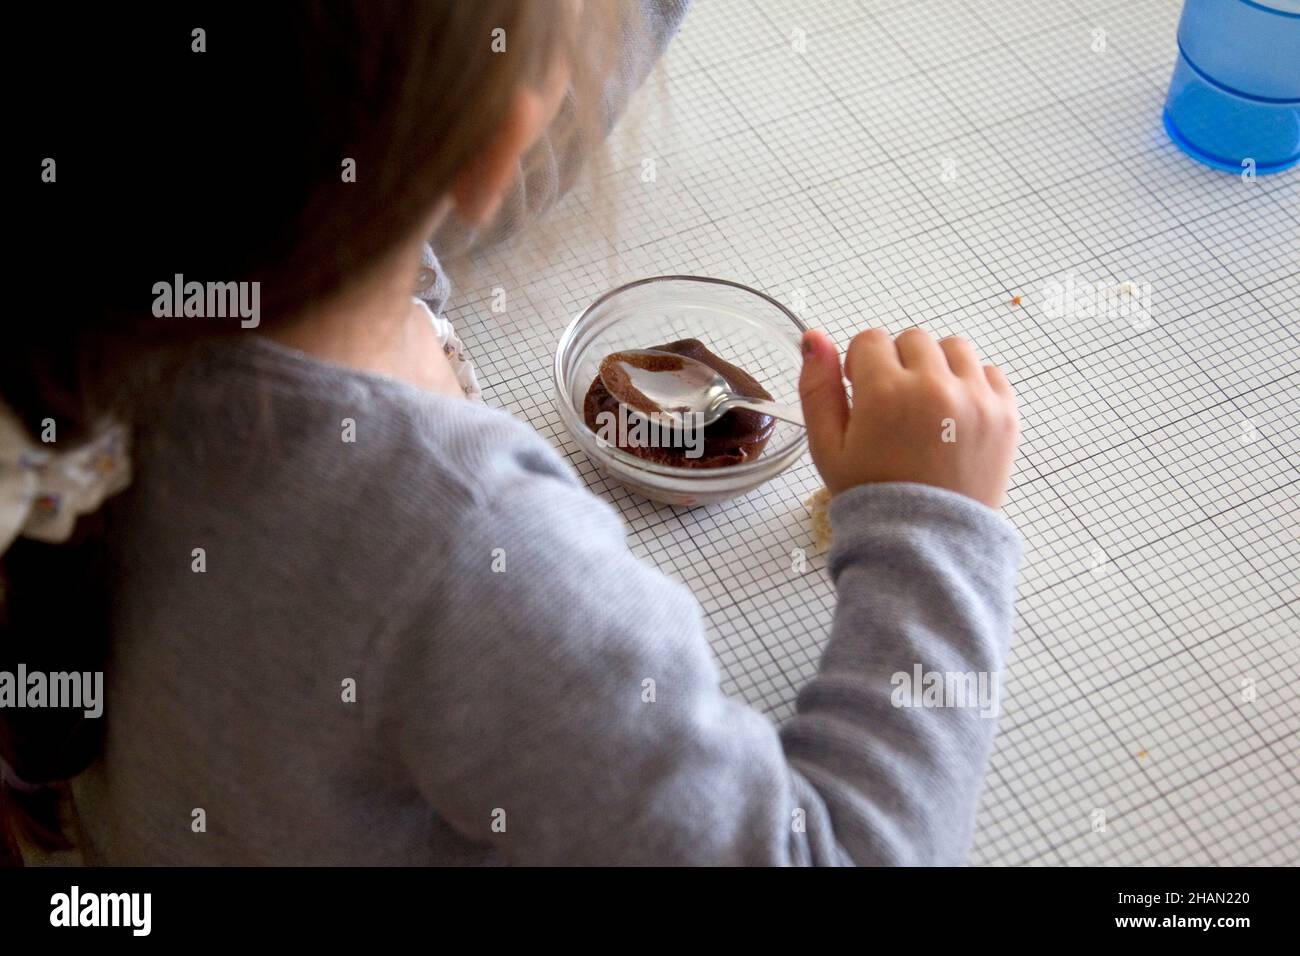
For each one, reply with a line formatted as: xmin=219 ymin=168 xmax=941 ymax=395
xmin=583 ymin=338 xmax=775 ymax=468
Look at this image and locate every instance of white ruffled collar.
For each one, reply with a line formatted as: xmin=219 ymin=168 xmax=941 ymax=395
xmin=0 ymin=402 xmax=132 ymax=552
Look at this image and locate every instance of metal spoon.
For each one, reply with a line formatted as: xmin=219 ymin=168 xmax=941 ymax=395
xmin=599 ymin=349 xmax=805 ymax=429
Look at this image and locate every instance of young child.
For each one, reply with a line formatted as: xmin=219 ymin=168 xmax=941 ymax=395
xmin=2 ymin=1 xmax=1019 ymax=865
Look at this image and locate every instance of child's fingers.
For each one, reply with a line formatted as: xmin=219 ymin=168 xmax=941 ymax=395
xmin=844 ymin=327 xmax=898 ymax=389
xmin=984 ymin=364 xmax=1012 ymax=395
xmin=799 ymin=330 xmax=849 ymax=465
xmin=895 ymin=327 xmax=945 ymax=371
xmin=939 ymin=335 xmax=980 ymax=379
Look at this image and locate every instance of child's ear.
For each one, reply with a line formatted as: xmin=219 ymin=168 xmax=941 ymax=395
xmin=451 ymin=89 xmax=540 ymax=226
xmin=452 ymin=64 xmax=566 ymax=226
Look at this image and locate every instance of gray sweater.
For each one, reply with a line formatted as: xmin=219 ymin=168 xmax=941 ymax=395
xmin=71 ymin=335 xmax=1020 ymax=865
xmin=68 ymin=0 xmax=1021 ymax=865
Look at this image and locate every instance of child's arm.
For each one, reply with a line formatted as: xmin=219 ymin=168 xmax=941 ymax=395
xmin=378 ymin=328 xmax=1020 ymax=865
xmin=784 ymin=481 xmax=1019 ymax=863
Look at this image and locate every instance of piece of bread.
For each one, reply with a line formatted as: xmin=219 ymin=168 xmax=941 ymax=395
xmin=806 ymin=486 xmax=832 ymax=551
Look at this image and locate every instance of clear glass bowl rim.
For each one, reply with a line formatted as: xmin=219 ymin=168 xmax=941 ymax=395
xmin=553 ymin=274 xmax=810 ymax=482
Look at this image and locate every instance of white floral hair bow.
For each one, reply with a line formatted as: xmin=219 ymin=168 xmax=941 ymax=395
xmin=0 ymin=400 xmax=132 ymax=553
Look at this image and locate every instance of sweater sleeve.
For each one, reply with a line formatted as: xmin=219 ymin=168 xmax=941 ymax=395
xmin=379 ymin=418 xmax=1021 ymax=865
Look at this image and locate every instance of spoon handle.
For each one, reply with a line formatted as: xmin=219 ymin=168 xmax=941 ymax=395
xmin=720 ymin=396 xmax=805 ymax=428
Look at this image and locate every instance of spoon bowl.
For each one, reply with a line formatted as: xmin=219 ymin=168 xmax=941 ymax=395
xmin=599 ymin=348 xmax=804 ymax=430
xmin=554 ymin=275 xmax=809 ymax=506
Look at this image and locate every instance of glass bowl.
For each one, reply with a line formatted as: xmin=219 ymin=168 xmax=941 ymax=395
xmin=554 ymin=275 xmax=808 ymax=506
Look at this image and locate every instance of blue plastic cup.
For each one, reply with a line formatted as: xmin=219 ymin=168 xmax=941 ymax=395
xmin=1162 ymin=0 xmax=1300 ymax=174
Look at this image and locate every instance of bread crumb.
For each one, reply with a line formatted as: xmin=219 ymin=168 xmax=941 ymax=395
xmin=806 ymin=486 xmax=832 ymax=550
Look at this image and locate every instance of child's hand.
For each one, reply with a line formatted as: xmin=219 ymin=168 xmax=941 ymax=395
xmin=798 ymin=328 xmax=1019 ymax=509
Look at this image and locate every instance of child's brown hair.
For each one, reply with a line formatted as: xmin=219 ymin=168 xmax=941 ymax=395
xmin=2 ymin=0 xmax=631 ymax=864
